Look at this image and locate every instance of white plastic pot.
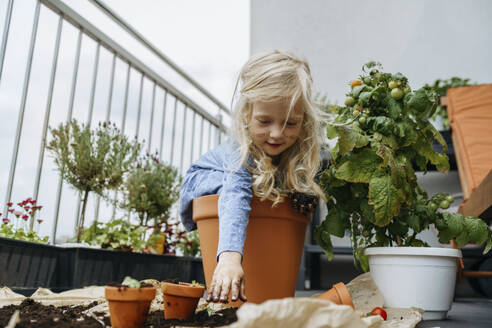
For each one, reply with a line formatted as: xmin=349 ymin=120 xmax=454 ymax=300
xmin=365 ymin=247 xmax=462 ymax=320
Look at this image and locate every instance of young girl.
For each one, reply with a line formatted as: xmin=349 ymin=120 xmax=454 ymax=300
xmin=179 ymin=50 xmax=327 ymax=303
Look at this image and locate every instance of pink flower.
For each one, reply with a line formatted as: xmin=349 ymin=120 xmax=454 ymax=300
xmin=22 ymin=214 xmax=29 ymax=221
xmin=24 ymin=205 xmax=31 ymax=210
xmin=8 ymin=209 xmax=14 ymax=213
xmin=31 ymin=200 xmax=37 ymax=205
xmin=6 ymin=202 xmax=13 ymax=207
xmin=17 ymin=202 xmax=23 ymax=207
xmin=2 ymin=218 xmax=9 ymax=224
xmin=37 ymin=219 xmax=43 ymax=224
xmin=13 ymin=210 xmax=23 ymax=217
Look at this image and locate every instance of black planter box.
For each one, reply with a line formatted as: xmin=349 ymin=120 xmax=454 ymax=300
xmin=50 ymin=247 xmax=204 ymax=291
xmin=0 ymin=237 xmax=58 ymax=296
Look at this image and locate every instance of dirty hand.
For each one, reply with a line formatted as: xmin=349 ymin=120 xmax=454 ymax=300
xmin=206 ymin=251 xmax=247 ymax=303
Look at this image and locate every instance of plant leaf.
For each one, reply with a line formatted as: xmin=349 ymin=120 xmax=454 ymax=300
xmin=335 ymin=149 xmax=382 ymax=183
xmin=464 ymin=217 xmax=489 ymax=246
xmin=336 ymin=125 xmax=370 ymax=155
xmin=322 ymin=207 xmax=350 ymax=238
xmin=368 ymin=175 xmax=402 ymax=226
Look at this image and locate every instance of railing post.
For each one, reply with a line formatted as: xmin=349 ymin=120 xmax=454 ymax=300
xmin=3 ymin=1 xmax=41 ymax=217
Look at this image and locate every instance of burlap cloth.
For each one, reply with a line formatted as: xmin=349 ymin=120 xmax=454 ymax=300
xmin=0 ymin=273 xmax=422 ymax=328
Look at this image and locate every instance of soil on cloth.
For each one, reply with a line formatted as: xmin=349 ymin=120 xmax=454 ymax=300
xmin=0 ymin=298 xmax=238 ymax=328
xmin=0 ymin=299 xmax=101 ymax=328
xmin=106 ymin=282 xmax=154 ymax=288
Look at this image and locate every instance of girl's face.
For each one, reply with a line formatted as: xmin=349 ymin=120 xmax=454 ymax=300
xmin=249 ymin=100 xmax=304 ymax=156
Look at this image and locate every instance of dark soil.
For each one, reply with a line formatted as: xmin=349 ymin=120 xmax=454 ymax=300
xmin=106 ymin=282 xmax=154 ymax=288
xmin=0 ymin=299 xmax=238 ymax=328
xmin=0 ymin=299 xmax=102 ymax=328
xmin=161 ymin=278 xmax=180 ymax=284
xmin=144 ymin=307 xmax=238 ymax=327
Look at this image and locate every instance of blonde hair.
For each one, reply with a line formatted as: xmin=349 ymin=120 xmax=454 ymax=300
xmin=230 ymin=50 xmax=327 ymax=205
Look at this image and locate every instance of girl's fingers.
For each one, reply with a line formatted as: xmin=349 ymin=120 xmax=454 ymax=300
xmin=206 ymin=279 xmax=216 ymax=301
xmin=212 ymin=278 xmax=222 ymax=302
xmin=219 ymin=278 xmax=232 ymax=303
xmin=239 ymin=278 xmax=247 ymax=302
xmin=230 ymin=278 xmax=241 ymax=302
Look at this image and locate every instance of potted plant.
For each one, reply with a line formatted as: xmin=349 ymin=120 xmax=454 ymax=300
xmin=162 ymin=280 xmax=205 ymax=320
xmin=47 ymin=120 xmax=140 ymax=242
xmin=0 ymin=198 xmax=60 ymax=295
xmin=122 ymin=154 xmax=180 ymax=254
xmin=105 ymin=276 xmax=156 ymax=328
xmin=81 ymin=218 xmax=147 ymax=252
xmin=315 ymin=62 xmax=492 ymax=320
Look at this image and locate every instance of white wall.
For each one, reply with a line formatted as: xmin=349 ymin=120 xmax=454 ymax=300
xmin=251 ymin=0 xmax=492 ymax=104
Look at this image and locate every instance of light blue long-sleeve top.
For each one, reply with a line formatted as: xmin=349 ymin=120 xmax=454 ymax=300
xmin=179 ymin=140 xmax=253 ymax=258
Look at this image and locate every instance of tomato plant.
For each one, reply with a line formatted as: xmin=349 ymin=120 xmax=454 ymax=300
xmin=315 ymin=62 xmax=492 ymax=270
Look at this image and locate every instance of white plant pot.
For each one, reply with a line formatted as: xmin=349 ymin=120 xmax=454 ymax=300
xmin=365 ymin=247 xmax=462 ymax=321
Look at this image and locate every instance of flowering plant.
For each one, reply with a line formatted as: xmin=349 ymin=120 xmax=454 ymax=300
xmin=1 ymin=198 xmax=48 ymax=243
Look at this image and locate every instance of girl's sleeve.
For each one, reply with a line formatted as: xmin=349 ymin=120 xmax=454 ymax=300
xmin=217 ymin=164 xmax=253 ymax=258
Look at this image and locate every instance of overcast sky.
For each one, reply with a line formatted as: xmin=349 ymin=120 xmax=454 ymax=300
xmin=0 ymin=0 xmax=250 ymax=241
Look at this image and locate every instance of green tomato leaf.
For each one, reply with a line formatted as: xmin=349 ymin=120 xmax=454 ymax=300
xmin=442 ymin=213 xmax=464 ymax=236
xmin=359 ymin=91 xmax=372 ymax=105
xmin=455 ymin=230 xmax=470 ymax=248
xmin=484 ymin=238 xmax=492 ymax=255
xmin=368 ymin=175 xmax=403 ymax=226
xmin=438 ymin=228 xmax=454 ymax=244
xmin=335 ymin=148 xmax=382 ymax=183
xmin=464 ymin=217 xmax=489 ymax=246
xmin=336 ymin=125 xmax=370 ymax=155
xmin=404 ymin=87 xmax=438 ymax=119
xmin=417 ymin=140 xmax=450 ymax=173
xmin=360 ymin=199 xmax=376 ymax=223
xmin=424 ymin=124 xmax=448 ymax=152
xmin=407 ymin=213 xmax=421 ymax=232
xmin=352 ymin=85 xmax=365 ymax=98
xmin=367 ymin=116 xmax=394 ymax=135
xmin=385 ymin=94 xmax=402 ymax=119
xmin=326 ymin=125 xmax=338 ymax=139
xmin=314 ymin=226 xmax=334 ymax=261
xmin=322 ymin=207 xmax=350 ymax=238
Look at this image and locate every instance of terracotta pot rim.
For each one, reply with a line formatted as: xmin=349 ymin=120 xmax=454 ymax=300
xmin=193 ymin=194 xmax=311 ymax=224
xmin=162 ymin=282 xmax=205 ymax=298
xmin=332 ymin=282 xmax=354 ymax=308
xmin=105 ymin=286 xmax=156 ymax=301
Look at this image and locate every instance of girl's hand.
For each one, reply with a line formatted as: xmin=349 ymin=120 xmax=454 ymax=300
xmin=206 ymin=251 xmax=247 ymax=303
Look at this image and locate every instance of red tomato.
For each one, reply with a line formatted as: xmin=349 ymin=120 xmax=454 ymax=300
xmin=370 ymin=307 xmax=387 ymax=320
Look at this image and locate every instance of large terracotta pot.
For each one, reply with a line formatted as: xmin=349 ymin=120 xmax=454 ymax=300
xmin=193 ymin=194 xmax=310 ymax=305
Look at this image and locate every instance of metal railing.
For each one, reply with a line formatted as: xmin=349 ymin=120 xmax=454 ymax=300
xmin=0 ymin=0 xmax=229 ymax=243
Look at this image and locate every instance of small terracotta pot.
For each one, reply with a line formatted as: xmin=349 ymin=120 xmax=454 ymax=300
xmin=317 ymin=282 xmax=354 ymax=308
xmin=162 ymin=282 xmax=205 ymax=320
xmin=105 ymin=286 xmax=156 ymax=328
xmin=193 ymin=194 xmax=311 ymax=306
